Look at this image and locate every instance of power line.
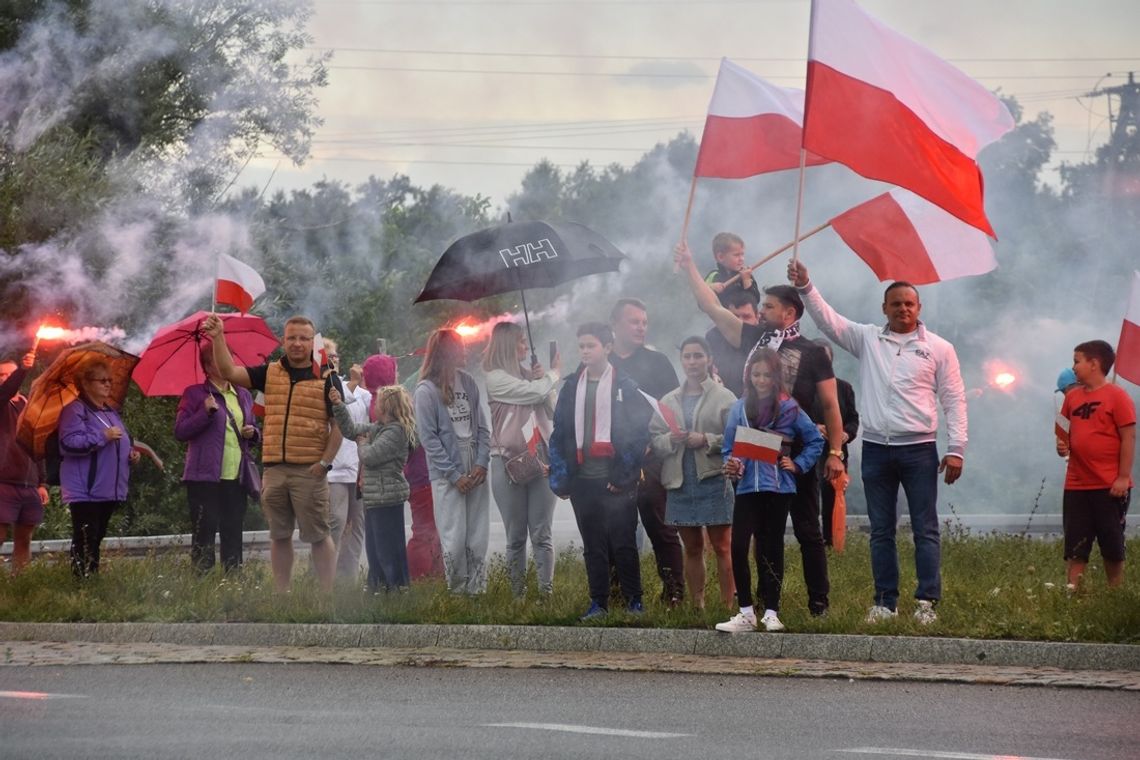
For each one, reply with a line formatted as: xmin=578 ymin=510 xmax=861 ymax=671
xmin=325 ymin=64 xmax=1122 ymax=82
xmin=309 ymin=46 xmax=1140 ymax=65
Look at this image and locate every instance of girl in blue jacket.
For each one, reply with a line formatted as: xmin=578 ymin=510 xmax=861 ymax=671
xmin=717 ymin=348 xmax=823 ymax=633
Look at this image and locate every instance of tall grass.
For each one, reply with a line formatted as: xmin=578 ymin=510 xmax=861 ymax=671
xmin=1 ymin=531 xmax=1137 ymax=644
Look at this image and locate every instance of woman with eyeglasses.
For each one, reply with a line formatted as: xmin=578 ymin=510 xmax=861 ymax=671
xmin=58 ymin=357 xmax=139 ymax=577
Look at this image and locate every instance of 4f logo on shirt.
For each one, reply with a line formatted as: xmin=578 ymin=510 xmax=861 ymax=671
xmin=1071 ymin=401 xmax=1102 ymax=420
xmin=499 ymin=238 xmax=559 ymax=268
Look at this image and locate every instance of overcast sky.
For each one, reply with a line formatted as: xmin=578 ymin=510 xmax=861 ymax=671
xmin=239 ymin=0 xmax=1139 ymax=206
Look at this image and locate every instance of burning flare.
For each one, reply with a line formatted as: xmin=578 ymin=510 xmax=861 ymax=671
xmin=983 ymin=358 xmax=1020 ymax=393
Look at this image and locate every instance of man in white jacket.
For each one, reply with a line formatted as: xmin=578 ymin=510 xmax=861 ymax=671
xmin=788 ymin=260 xmax=967 ymax=625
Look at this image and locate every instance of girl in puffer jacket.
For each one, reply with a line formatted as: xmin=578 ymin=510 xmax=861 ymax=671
xmin=716 ymin=348 xmax=823 ymax=634
xmin=329 ymin=383 xmax=417 ymax=591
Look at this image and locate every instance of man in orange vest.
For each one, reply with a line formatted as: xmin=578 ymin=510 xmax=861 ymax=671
xmin=205 ymin=314 xmax=343 ymax=593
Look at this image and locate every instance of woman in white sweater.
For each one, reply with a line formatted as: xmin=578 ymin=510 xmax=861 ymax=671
xmin=483 ymin=322 xmax=561 ymax=596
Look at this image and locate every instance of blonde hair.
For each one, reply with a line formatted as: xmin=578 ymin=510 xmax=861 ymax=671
xmin=482 ymin=321 xmax=525 ymax=378
xmin=375 ymin=385 xmax=417 ymax=449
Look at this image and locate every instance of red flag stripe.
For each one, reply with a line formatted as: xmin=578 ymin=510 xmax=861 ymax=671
xmin=695 ymin=113 xmax=829 ymax=178
xmin=1116 ymin=317 xmax=1140 ymax=386
xmin=215 ymin=279 xmax=256 ymax=313
xmin=831 ymin=193 xmax=940 ymax=284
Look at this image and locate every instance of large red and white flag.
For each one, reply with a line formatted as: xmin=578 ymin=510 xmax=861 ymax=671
xmin=1116 ymin=271 xmax=1140 ymax=385
xmin=829 ymin=189 xmax=997 ymax=284
xmin=215 ymin=253 xmax=266 ymax=313
xmin=731 ymin=426 xmax=783 ymax=464
xmin=804 ymin=0 xmax=1014 ymax=237
xmin=694 ymin=58 xmax=829 ymax=179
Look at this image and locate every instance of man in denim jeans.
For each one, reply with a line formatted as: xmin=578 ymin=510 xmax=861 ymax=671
xmin=788 ymin=261 xmax=967 ymax=625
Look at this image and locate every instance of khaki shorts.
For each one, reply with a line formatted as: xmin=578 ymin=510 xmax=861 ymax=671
xmin=261 ymin=464 xmax=331 ymax=543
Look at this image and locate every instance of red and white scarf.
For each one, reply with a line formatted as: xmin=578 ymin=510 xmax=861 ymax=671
xmin=574 ymin=364 xmax=615 ymax=463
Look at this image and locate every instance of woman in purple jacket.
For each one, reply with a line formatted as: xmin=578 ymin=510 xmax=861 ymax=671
xmin=59 ymin=358 xmax=140 ymax=577
xmin=174 ymin=343 xmax=260 ymax=572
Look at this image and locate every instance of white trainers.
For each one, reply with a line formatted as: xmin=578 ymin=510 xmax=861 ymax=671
xmin=865 ymin=605 xmax=899 ymax=623
xmin=913 ymin=600 xmax=938 ymax=625
xmin=759 ymin=610 xmax=786 ymax=632
xmin=715 ymin=611 xmax=757 ymax=633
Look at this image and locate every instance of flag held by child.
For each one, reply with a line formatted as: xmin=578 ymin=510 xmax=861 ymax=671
xmin=803 ymin=0 xmax=1014 ymax=237
xmin=731 ymin=426 xmax=784 ymax=464
xmin=215 ymin=254 xmax=266 ymax=313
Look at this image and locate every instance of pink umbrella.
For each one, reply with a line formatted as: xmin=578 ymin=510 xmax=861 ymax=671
xmin=132 ymin=311 xmax=279 ymax=396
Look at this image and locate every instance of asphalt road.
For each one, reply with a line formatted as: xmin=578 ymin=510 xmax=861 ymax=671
xmin=1 ymin=664 xmax=1137 ymax=759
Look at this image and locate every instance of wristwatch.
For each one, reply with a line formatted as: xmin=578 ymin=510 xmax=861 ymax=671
xmin=828 ymin=449 xmax=844 ymax=459
xmin=319 ymin=460 xmax=333 ymax=471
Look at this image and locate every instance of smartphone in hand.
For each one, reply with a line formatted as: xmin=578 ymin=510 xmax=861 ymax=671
xmin=549 ymin=340 xmax=558 ymax=365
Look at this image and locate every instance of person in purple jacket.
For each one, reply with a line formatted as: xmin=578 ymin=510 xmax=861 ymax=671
xmin=59 ymin=358 xmax=140 ymax=577
xmin=174 ymin=342 xmax=260 ymax=572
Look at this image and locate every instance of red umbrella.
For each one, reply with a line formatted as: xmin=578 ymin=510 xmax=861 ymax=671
xmin=132 ymin=311 xmax=279 ymax=396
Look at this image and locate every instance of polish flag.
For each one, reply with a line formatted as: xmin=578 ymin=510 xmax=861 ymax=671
xmin=214 ymin=254 xmax=266 ymax=313
xmin=731 ymin=426 xmax=784 ymax=464
xmin=694 ymin=58 xmax=829 ymax=178
xmin=829 ymin=189 xmax=997 ymax=284
xmin=639 ymin=390 xmax=681 ymax=435
xmin=804 ymin=0 xmax=1014 ymax=237
xmin=252 ymin=391 xmax=266 ymax=418
xmin=313 ymin=333 xmax=329 ymax=371
xmin=1054 ymin=413 xmax=1070 ymax=445
xmin=520 ymin=411 xmax=547 ymax=455
xmin=1116 ymin=271 xmax=1140 ymax=385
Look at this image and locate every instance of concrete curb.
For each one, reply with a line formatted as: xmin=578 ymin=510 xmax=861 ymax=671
xmin=1 ymin=622 xmax=1136 ymax=672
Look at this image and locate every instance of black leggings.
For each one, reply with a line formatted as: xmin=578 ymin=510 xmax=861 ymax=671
xmin=68 ymin=501 xmax=119 ymax=577
xmin=730 ymin=491 xmax=793 ymax=611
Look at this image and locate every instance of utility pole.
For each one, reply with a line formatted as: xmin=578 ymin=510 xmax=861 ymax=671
xmin=1085 ymin=71 xmax=1140 ymax=163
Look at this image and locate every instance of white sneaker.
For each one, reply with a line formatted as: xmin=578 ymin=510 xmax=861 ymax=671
xmin=913 ymin=600 xmax=938 ymax=625
xmin=759 ymin=610 xmax=786 ymax=632
xmin=865 ymin=605 xmax=898 ymax=623
xmin=715 ymin=611 xmax=757 ymax=633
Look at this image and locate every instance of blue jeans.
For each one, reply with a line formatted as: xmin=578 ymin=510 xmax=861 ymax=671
xmin=861 ymin=442 xmax=942 ymax=609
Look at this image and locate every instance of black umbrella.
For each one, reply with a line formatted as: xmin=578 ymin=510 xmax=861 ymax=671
xmin=415 ymin=219 xmax=625 ymax=363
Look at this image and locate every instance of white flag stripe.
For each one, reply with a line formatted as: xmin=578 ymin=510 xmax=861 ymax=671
xmin=707 ymin=58 xmax=806 ymax=120
xmin=486 ymin=722 xmax=690 ymax=739
xmin=1125 ymin=270 xmax=1140 ymax=323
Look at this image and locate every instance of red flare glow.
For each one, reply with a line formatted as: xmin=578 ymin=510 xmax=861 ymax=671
xmin=35 ymin=325 xmax=68 ymax=341
xmin=983 ymin=358 xmax=1020 ymax=393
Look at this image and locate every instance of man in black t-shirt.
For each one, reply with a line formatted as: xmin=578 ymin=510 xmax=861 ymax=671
xmin=608 ymin=297 xmax=684 ymax=603
xmin=674 ymin=242 xmax=844 ymax=615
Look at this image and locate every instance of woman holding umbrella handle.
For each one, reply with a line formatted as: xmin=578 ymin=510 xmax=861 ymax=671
xmin=58 ymin=358 xmax=139 ymax=578
xmin=483 ymin=322 xmax=560 ymax=597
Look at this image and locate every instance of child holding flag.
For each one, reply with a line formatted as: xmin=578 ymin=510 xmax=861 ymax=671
xmin=717 ymin=348 xmax=823 ymax=633
xmin=1055 ymin=340 xmax=1135 ymax=589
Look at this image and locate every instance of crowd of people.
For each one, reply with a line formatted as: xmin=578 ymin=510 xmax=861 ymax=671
xmin=0 ymin=233 xmax=1132 ymax=632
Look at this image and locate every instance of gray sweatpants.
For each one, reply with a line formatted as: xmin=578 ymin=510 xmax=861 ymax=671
xmin=431 ymin=439 xmax=489 ymax=594
xmin=329 ymin=481 xmax=364 ymax=580
xmin=490 ymin=456 xmax=556 ymax=595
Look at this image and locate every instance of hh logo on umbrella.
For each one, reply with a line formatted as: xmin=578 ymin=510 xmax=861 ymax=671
xmin=499 ymin=239 xmax=559 ymax=269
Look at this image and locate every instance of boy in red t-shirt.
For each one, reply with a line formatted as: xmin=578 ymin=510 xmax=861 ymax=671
xmin=1056 ymin=340 xmax=1136 ymax=588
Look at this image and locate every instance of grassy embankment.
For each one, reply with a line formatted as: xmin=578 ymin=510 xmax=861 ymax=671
xmin=2 ymin=527 xmax=1137 ymax=644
